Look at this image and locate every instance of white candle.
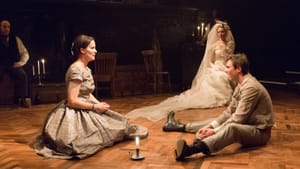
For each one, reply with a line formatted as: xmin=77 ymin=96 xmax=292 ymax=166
xmin=32 ymin=64 xmax=35 ymax=76
xmin=135 ymin=136 xmax=140 ymax=148
xmin=197 ymin=25 xmax=200 ymax=36
xmin=37 ymin=60 xmax=40 ymax=75
xmin=41 ymin=59 xmax=45 ymax=75
xmin=201 ymin=22 xmax=205 ymax=37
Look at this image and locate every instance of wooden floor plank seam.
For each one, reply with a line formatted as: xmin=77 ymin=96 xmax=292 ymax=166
xmin=0 ymin=88 xmax=300 ymax=169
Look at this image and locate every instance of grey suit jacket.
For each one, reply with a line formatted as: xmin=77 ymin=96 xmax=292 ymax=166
xmin=215 ymin=74 xmax=274 ymax=130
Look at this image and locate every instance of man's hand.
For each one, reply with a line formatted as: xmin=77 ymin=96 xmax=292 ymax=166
xmin=196 ymin=128 xmax=215 ymax=139
xmin=196 ymin=125 xmax=215 ymax=139
xmin=13 ymin=62 xmax=22 ymax=68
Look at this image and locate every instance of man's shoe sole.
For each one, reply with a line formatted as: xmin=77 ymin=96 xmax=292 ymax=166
xmin=175 ymin=139 xmax=185 ymax=161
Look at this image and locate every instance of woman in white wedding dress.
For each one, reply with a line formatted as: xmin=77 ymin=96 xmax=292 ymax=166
xmin=126 ymin=21 xmax=235 ymax=122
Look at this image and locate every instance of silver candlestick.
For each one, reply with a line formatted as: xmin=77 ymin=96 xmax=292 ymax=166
xmin=130 ymin=147 xmax=144 ymax=160
xmin=130 ymin=136 xmax=144 ymax=160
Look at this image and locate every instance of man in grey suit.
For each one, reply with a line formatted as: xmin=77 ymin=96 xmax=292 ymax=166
xmin=169 ymin=53 xmax=274 ymax=161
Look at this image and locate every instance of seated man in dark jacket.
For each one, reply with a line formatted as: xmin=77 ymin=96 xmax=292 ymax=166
xmin=0 ymin=19 xmax=31 ymax=107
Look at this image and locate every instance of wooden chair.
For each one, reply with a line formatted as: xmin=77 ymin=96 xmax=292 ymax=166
xmin=93 ymin=52 xmax=117 ymax=98
xmin=142 ymin=49 xmax=171 ymax=93
xmin=0 ymin=73 xmax=14 ymax=105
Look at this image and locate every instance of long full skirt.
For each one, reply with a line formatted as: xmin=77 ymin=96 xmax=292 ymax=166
xmin=126 ymin=68 xmax=233 ymax=122
xmin=34 ymin=100 xmax=147 ymax=159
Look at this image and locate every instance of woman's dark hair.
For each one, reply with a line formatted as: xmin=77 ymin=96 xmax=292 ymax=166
xmin=71 ymin=34 xmax=95 ymax=57
xmin=227 ymin=53 xmax=250 ymax=75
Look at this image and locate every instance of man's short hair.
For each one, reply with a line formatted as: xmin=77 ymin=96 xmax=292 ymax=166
xmin=227 ymin=53 xmax=249 ymax=75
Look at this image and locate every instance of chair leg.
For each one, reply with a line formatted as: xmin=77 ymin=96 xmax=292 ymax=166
xmin=153 ymin=74 xmax=157 ymax=94
xmin=167 ymin=74 xmax=172 ymax=92
xmin=111 ymin=80 xmax=115 ymax=97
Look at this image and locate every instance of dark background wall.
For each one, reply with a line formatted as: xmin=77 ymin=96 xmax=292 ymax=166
xmin=223 ymin=1 xmax=300 ymax=80
xmin=1 ymin=0 xmax=299 ymax=88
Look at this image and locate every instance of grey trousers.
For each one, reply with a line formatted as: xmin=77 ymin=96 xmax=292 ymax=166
xmin=185 ymin=118 xmax=215 ymax=133
xmin=202 ymin=123 xmax=271 ymax=153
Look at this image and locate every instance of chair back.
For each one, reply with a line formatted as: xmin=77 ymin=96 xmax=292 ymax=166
xmin=142 ymin=49 xmax=162 ymax=73
xmin=94 ymin=52 xmax=117 ymax=81
xmin=141 ymin=49 xmax=172 ymax=93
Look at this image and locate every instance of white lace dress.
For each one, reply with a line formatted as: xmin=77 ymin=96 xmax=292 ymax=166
xmin=126 ymin=22 xmax=235 ymax=122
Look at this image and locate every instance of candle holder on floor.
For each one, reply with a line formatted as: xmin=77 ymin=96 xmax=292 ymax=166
xmin=130 ymin=136 xmax=145 ymax=160
xmin=130 ymin=148 xmax=144 ymax=160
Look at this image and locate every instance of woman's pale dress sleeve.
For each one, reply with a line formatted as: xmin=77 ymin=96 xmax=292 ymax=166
xmin=16 ymin=36 xmax=29 ymax=66
xmin=68 ymin=66 xmax=83 ymax=81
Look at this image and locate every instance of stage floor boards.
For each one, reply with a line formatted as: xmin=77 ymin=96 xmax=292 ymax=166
xmin=0 ymin=87 xmax=300 ymax=169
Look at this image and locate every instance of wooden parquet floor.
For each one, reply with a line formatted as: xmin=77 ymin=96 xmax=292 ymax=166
xmin=0 ymin=87 xmax=300 ymax=169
